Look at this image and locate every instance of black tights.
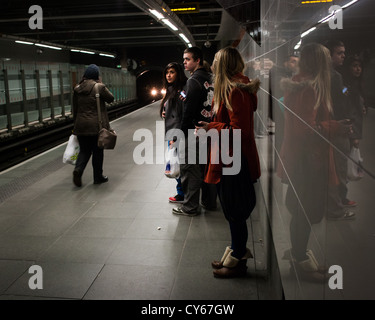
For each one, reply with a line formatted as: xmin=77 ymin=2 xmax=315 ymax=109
xmin=216 ymin=157 xmax=256 ymax=260
xmin=229 ymin=220 xmax=248 ymax=259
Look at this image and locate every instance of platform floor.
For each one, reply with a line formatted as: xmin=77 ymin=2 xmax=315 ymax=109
xmin=0 ymin=101 xmax=274 ymax=300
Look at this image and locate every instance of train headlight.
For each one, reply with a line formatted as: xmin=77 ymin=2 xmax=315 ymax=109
xmin=161 ymin=89 xmax=166 ymax=95
xmin=151 ymin=89 xmax=157 ymax=96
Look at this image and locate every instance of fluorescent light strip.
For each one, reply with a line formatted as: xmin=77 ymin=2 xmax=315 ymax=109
xmin=179 ymin=33 xmax=190 ymax=43
xmin=294 ymin=39 xmax=302 ymax=50
xmin=301 ymin=27 xmax=316 ymax=38
xmin=187 ymin=43 xmax=192 ymax=48
xmin=149 ymin=9 xmax=164 ymax=20
xmin=70 ymin=49 xmax=80 ymax=52
xmin=318 ymin=13 xmax=334 ymax=23
xmin=99 ymin=53 xmax=115 ymax=58
xmin=162 ymin=19 xmax=178 ymax=31
xmin=35 ymin=43 xmax=62 ymax=50
xmin=15 ymin=40 xmax=34 ymax=45
xmin=79 ymin=50 xmax=95 ymax=55
xmin=342 ymin=0 xmax=358 ymax=9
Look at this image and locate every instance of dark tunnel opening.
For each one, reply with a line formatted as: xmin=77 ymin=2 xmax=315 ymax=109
xmin=136 ymin=69 xmax=164 ymax=106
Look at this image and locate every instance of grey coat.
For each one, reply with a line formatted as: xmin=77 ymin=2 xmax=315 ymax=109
xmin=163 ymin=86 xmax=185 ymax=139
xmin=73 ymin=79 xmax=114 ymax=135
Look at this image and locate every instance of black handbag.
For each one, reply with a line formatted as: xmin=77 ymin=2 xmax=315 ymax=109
xmin=94 ymin=83 xmax=117 ymax=149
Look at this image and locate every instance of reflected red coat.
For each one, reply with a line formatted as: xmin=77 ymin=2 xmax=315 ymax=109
xmin=204 ymin=73 xmax=261 ymax=184
xmin=277 ymin=74 xmax=340 ymax=186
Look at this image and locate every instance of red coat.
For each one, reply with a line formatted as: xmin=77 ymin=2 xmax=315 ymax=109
xmin=204 ymin=73 xmax=261 ymax=184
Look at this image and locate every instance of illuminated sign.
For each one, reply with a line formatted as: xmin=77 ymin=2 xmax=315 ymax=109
xmin=170 ymin=2 xmax=200 ymax=13
xmin=301 ymin=0 xmax=333 ymax=3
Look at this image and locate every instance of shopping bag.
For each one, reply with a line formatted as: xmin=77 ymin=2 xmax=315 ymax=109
xmin=347 ymin=146 xmax=364 ymax=181
xmin=165 ymin=146 xmax=180 ymax=178
xmin=63 ymin=134 xmax=80 ymax=165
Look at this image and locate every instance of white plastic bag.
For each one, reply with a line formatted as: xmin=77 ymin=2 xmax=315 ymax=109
xmin=63 ymin=134 xmax=80 ymax=165
xmin=347 ymin=147 xmax=364 ymax=181
xmin=165 ymin=145 xmax=180 ymax=178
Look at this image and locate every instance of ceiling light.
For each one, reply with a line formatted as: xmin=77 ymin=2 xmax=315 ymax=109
xmin=342 ymin=0 xmax=358 ymax=9
xmin=99 ymin=53 xmax=115 ymax=58
xmin=15 ymin=40 xmax=34 ymax=45
xmin=162 ymin=19 xmax=178 ymax=31
xmin=301 ymin=27 xmax=316 ymax=38
xmin=179 ymin=33 xmax=190 ymax=43
xmin=318 ymin=13 xmax=334 ymax=23
xmin=294 ymin=39 xmax=302 ymax=50
xmin=35 ymin=43 xmax=62 ymax=50
xmin=149 ymin=9 xmax=164 ymax=20
xmin=79 ymin=50 xmax=95 ymax=55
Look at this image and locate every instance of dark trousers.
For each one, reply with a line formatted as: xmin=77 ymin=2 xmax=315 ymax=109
xmin=180 ymin=142 xmax=218 ymax=213
xmin=216 ymin=158 xmax=256 ymax=260
xmin=75 ymin=135 xmax=104 ymax=181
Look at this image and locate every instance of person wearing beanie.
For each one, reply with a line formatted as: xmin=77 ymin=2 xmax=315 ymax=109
xmin=72 ymin=64 xmax=114 ymax=187
xmin=83 ymin=64 xmax=100 ymax=80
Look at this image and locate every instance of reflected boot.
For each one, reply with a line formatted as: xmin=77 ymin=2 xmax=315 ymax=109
xmin=213 ymin=249 xmax=253 ymax=278
xmin=306 ymin=249 xmax=328 ymax=274
xmin=293 ymin=250 xmax=327 ymax=282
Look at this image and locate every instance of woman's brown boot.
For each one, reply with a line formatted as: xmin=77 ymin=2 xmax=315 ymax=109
xmin=211 ymin=246 xmax=232 ymax=269
xmin=213 ymin=249 xmax=253 ymax=278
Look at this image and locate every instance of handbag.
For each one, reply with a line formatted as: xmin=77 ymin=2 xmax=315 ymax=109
xmin=95 ymin=83 xmax=117 ymax=149
xmin=63 ymin=134 xmax=80 ymax=165
xmin=347 ymin=146 xmax=364 ymax=181
xmin=165 ymin=145 xmax=180 ymax=178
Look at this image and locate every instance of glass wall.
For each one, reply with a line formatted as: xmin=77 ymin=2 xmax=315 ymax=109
xmin=238 ymin=0 xmax=375 ymax=299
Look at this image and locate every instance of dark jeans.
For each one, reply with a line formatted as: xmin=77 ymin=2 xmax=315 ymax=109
xmin=75 ymin=135 xmax=104 ymax=181
xmin=216 ymin=158 xmax=256 ymax=259
xmin=176 ymin=177 xmax=184 ymax=197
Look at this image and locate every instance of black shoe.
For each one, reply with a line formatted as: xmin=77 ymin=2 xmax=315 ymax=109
xmin=94 ymin=176 xmax=109 ymax=184
xmin=73 ymin=170 xmax=82 ymax=187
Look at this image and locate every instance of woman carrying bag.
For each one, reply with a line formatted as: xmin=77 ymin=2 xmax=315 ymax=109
xmin=72 ymin=64 xmax=114 ymax=187
xmin=160 ymin=62 xmax=188 ymax=203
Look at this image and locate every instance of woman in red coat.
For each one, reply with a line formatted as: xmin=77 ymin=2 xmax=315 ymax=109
xmin=278 ymin=43 xmax=354 ymax=281
xmin=198 ymin=47 xmax=260 ymax=278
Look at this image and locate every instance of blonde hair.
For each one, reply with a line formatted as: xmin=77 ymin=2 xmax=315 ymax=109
xmin=299 ymin=43 xmax=332 ymax=112
xmin=213 ymin=47 xmax=245 ymax=113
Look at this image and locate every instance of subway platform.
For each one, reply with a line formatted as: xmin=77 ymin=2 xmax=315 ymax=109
xmin=0 ymin=101 xmax=277 ymax=301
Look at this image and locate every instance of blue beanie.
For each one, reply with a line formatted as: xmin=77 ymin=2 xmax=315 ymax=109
xmin=83 ymin=64 xmax=99 ymax=80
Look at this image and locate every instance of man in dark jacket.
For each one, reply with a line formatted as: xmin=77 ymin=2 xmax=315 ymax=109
xmin=72 ymin=64 xmax=114 ymax=187
xmin=172 ymin=47 xmax=216 ymax=216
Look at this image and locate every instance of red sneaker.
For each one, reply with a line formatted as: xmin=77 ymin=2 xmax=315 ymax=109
xmin=169 ymin=194 xmax=184 ymax=203
xmin=343 ymin=199 xmax=357 ymax=207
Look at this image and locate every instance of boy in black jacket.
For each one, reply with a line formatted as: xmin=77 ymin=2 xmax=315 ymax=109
xmin=172 ymin=47 xmax=216 ymax=216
